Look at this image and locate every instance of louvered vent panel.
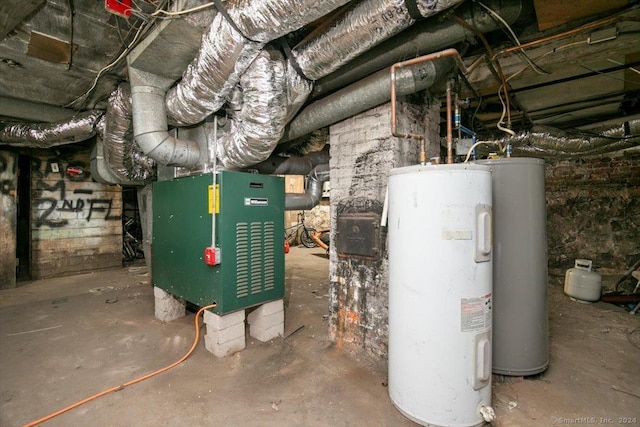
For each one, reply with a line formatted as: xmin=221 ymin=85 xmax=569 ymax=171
xmin=263 ymin=221 xmax=275 ymax=291
xmin=250 ymin=222 xmax=263 ymax=295
xmin=236 ymin=222 xmax=249 ymax=298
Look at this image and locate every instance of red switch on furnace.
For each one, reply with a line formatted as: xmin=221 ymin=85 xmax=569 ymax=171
xmin=204 ymin=247 xmax=220 ymax=266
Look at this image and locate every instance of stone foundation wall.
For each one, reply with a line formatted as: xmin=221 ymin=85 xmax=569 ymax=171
xmin=545 ymin=152 xmax=640 ymax=277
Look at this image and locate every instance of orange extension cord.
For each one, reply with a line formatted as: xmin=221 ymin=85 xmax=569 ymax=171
xmin=23 ymin=303 xmax=217 ymax=427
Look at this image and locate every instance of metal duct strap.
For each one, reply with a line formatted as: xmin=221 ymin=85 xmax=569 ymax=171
xmin=210 ymin=0 xmax=259 ymax=42
xmin=404 ymin=0 xmax=424 ymax=20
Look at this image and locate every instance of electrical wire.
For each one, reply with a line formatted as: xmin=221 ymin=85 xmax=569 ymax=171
xmin=66 ymin=0 xmax=73 ymax=70
xmin=579 ymin=64 xmax=640 ymax=84
xmin=23 ymin=303 xmax=217 ymax=427
xmin=474 ymin=0 xmax=549 ymax=75
xmin=151 ymin=2 xmax=215 ymax=17
xmin=455 ymin=16 xmax=513 ymax=137
xmin=606 ymin=59 xmax=640 ymax=76
xmin=63 ymin=17 xmax=149 ymax=108
xmin=463 ymin=140 xmax=503 ymax=163
xmin=63 ymin=0 xmax=168 ymax=109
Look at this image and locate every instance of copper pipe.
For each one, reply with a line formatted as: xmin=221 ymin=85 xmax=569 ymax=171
xmin=390 ymin=48 xmax=473 ymax=165
xmin=446 ymin=80 xmax=454 ymax=164
xmin=493 ymin=15 xmax=622 ymax=59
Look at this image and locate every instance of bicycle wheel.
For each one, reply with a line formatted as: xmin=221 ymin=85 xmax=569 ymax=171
xmin=300 ymin=228 xmax=318 ymax=248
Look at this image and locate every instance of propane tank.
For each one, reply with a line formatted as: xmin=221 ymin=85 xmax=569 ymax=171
xmin=564 ymin=259 xmax=602 ymax=303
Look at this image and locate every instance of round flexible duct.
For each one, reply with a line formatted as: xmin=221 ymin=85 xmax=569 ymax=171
xmin=0 ymin=110 xmax=103 ymax=147
xmin=165 ymin=0 xmax=351 ymax=126
xmin=292 ymin=0 xmax=463 ymax=81
xmin=509 ymin=121 xmax=640 ymax=158
xmin=103 ymin=84 xmax=155 ymax=182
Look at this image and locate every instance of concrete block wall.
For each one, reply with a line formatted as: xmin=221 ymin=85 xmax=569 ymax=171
xmin=328 ymin=98 xmax=440 ymax=357
xmin=545 ymin=151 xmax=640 ymax=277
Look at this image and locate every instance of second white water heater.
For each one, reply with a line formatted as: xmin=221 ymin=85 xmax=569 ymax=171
xmin=388 ymin=164 xmax=493 ymax=427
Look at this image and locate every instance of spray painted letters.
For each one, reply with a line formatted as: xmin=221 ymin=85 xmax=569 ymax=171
xmin=32 ymin=157 xmax=121 ymax=228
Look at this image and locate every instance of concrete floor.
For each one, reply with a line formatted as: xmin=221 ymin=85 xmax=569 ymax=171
xmin=1 ymin=247 xmax=639 ymax=427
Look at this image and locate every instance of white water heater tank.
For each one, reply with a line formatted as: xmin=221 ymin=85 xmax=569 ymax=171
xmin=388 ymin=164 xmax=493 ymax=427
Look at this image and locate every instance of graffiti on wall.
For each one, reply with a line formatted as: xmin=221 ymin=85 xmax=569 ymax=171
xmin=32 ymin=157 xmax=121 ymax=228
xmin=0 ymin=152 xmax=17 ymax=196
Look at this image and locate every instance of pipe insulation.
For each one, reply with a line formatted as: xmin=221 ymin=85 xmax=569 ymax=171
xmin=0 ymin=110 xmax=104 ymax=147
xmin=285 ymin=163 xmax=330 ymax=210
xmin=129 ymin=67 xmax=203 ymax=168
xmin=292 ymin=0 xmax=463 ymax=81
xmin=103 ymin=84 xmax=155 ymax=182
xmin=250 ymin=149 xmax=330 ymax=175
xmin=312 ymin=0 xmax=524 ymax=97
xmin=165 ymin=0 xmax=351 ymax=126
xmin=282 ymin=57 xmax=454 ymax=143
xmin=509 ymin=121 xmax=640 ymax=158
xmin=295 ymin=129 xmax=329 ymax=155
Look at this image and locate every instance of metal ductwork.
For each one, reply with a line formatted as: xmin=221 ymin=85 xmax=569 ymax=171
xmin=312 ymin=0 xmax=525 ymax=97
xmin=121 ymin=0 xmax=508 ymax=172
xmin=165 ymin=14 xmax=263 ymax=126
xmin=508 ymin=121 xmax=640 ymax=158
xmin=292 ymin=0 xmax=462 ymax=81
xmin=285 ymin=164 xmax=330 ymax=210
xmin=0 ymin=110 xmax=103 ymax=147
xmin=103 ymin=84 xmax=155 ymax=182
xmin=129 ymin=66 xmax=203 ymax=168
xmin=165 ymin=0 xmax=351 ymax=126
xmin=250 ymin=149 xmax=330 ymax=175
xmin=282 ymin=57 xmax=454 ymax=143
xmin=217 ymin=48 xmax=288 ymax=169
xmin=90 ymin=137 xmax=140 ymax=185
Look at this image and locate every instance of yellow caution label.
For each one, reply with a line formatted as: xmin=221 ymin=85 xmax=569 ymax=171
xmin=208 ymin=184 xmax=220 ymax=214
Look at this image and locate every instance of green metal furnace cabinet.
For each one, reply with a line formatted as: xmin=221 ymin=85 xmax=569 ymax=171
xmin=152 ymin=171 xmax=285 ymax=315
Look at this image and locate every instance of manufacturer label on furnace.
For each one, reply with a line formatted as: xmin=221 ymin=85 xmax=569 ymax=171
xmin=244 ymin=197 xmax=268 ymax=207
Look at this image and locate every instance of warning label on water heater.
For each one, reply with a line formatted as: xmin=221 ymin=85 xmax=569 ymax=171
xmin=460 ymin=293 xmax=492 ymax=332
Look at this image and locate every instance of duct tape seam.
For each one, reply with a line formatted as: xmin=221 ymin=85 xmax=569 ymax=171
xmin=210 ymin=0 xmax=260 ymax=43
xmin=404 ymin=0 xmax=424 ymax=20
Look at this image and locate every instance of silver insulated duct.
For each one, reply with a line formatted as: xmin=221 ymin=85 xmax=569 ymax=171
xmin=165 ymin=14 xmax=263 ymax=126
xmin=0 ymin=110 xmax=103 ymax=147
xmin=165 ymin=0 xmax=351 ymax=126
xmin=217 ymin=48 xmax=313 ymax=169
xmin=103 ymin=84 xmax=155 ymax=182
xmin=215 ymin=0 xmax=461 ymax=166
xmin=217 ymin=48 xmax=287 ymax=169
xmin=509 ymin=121 xmax=640 ymax=158
xmin=292 ymin=0 xmax=463 ymax=80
